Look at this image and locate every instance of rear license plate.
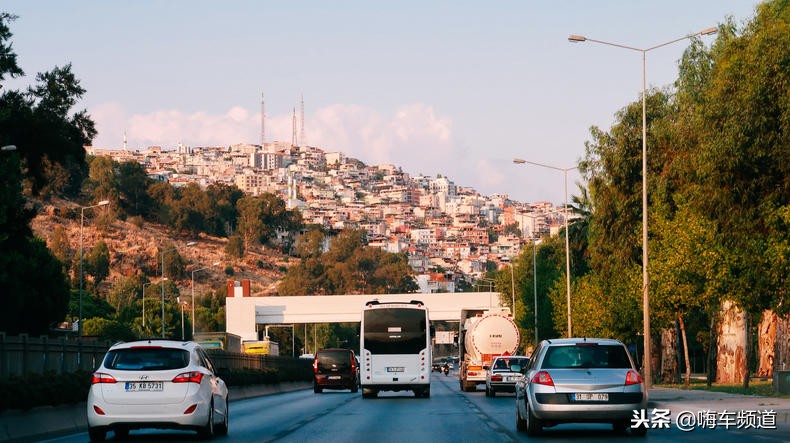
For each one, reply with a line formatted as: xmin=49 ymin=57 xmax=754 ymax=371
xmin=125 ymin=381 xmax=163 ymax=392
xmin=328 ymin=376 xmax=341 ymax=380
xmin=574 ymin=393 xmax=608 ymax=401
xmin=387 ymin=367 xmax=404 ymax=372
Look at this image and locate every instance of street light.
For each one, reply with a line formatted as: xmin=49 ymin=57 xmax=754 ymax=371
xmin=142 ymin=281 xmax=153 ymax=328
xmin=161 ymin=241 xmax=196 ymax=338
xmin=568 ymin=26 xmax=717 ymax=388
xmin=191 ymin=261 xmax=220 ymax=336
xmin=513 ymin=159 xmax=576 ymax=338
xmin=79 ymin=200 xmax=110 ymax=336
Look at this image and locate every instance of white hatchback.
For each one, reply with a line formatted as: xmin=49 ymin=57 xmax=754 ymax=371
xmin=87 ymin=340 xmax=229 ymax=441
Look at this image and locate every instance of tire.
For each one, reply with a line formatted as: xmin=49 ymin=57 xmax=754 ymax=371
xmin=515 ymin=402 xmax=527 ymax=432
xmin=362 ymin=388 xmax=378 ymax=398
xmin=485 ymin=385 xmax=491 ymax=397
xmin=198 ymin=400 xmax=215 ymax=439
xmin=351 ymin=378 xmax=359 ymax=393
xmin=630 ymin=424 xmax=648 ymax=437
xmin=215 ymin=399 xmax=229 ymax=436
xmin=525 ymin=401 xmax=542 ymax=436
xmin=314 ymin=383 xmax=323 ymax=393
xmin=88 ymin=427 xmax=106 ymax=442
xmin=114 ymin=428 xmax=129 ymax=439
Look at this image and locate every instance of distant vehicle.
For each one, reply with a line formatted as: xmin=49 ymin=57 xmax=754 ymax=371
xmin=458 ymin=307 xmax=520 ymax=392
xmin=360 ymin=300 xmax=432 ymax=398
xmin=484 ymin=355 xmax=529 ymax=397
xmin=313 ymin=348 xmax=359 ymax=393
xmin=515 ymin=338 xmax=647 ymax=436
xmin=87 ymin=339 xmax=229 ymax=441
xmin=193 ymin=332 xmax=242 ymax=353
xmin=242 ymin=339 xmax=279 ymax=356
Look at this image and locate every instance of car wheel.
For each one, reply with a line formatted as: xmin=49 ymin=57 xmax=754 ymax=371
xmin=515 ymin=401 xmax=527 ymax=432
xmin=489 ymin=387 xmax=496 ymax=397
xmin=88 ymin=427 xmax=106 ymax=442
xmin=630 ymin=424 xmax=648 ymax=437
xmin=525 ymin=401 xmax=542 ymax=436
xmin=215 ymin=399 xmax=229 ymax=436
xmin=362 ymin=388 xmax=378 ymax=398
xmin=351 ymin=380 xmax=359 ymax=393
xmin=314 ymin=382 xmax=323 ymax=393
xmin=198 ymin=400 xmax=215 ymax=439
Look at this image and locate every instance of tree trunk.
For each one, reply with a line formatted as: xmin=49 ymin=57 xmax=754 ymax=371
xmin=756 ymin=310 xmax=777 ymax=377
xmin=716 ymin=300 xmax=747 ymax=384
xmin=743 ymin=314 xmax=750 ymax=390
xmin=707 ymin=312 xmax=717 ymax=388
xmin=774 ymin=314 xmax=790 ymax=392
xmin=679 ymin=312 xmax=691 ymax=388
xmin=660 ymin=327 xmax=677 ymax=384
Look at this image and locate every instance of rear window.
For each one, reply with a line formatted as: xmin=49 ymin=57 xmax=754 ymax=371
xmin=492 ymin=357 xmax=529 ymax=370
xmin=104 ymin=347 xmax=190 ymax=371
xmin=542 ymin=344 xmax=631 ymax=369
xmin=317 ymin=351 xmax=352 ymax=371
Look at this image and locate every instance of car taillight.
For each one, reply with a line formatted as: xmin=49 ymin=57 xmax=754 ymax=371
xmin=625 ymin=369 xmax=643 ymax=386
xmin=91 ymin=373 xmax=117 ymax=384
xmin=491 ymin=375 xmax=502 ymax=382
xmin=172 ymin=371 xmax=204 ymax=384
xmin=531 ymin=371 xmax=554 ymax=387
xmin=313 ymin=358 xmax=319 ymax=374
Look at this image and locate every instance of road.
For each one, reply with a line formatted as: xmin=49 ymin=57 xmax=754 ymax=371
xmin=42 ymin=374 xmax=789 ymax=443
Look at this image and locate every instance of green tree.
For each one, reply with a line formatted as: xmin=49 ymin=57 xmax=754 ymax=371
xmin=116 ymin=160 xmax=154 ymax=217
xmin=225 ymin=235 xmax=245 ymax=259
xmin=83 ymin=317 xmax=136 ymax=342
xmin=85 ymin=240 xmax=110 ymax=286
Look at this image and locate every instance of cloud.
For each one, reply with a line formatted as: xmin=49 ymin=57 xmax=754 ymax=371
xmin=89 ymin=102 xmax=459 ymax=182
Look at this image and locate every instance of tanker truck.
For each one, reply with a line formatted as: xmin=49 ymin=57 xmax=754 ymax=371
xmin=458 ymin=307 xmax=520 ymax=392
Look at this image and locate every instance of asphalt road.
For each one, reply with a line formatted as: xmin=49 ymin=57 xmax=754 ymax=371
xmin=40 ymin=374 xmax=790 ymax=443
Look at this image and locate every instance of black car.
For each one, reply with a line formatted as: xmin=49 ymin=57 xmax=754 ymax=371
xmin=313 ymin=348 xmax=359 ymax=393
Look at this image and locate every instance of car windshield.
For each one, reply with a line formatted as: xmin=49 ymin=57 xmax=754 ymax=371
xmin=542 ymin=344 xmax=631 ymax=369
xmin=317 ymin=351 xmax=351 ymax=371
xmin=493 ymin=357 xmax=529 ymax=371
xmin=104 ymin=347 xmax=190 ymax=371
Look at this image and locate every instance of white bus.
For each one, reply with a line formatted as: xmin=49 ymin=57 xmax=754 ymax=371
xmin=359 ymin=300 xmax=432 ymax=398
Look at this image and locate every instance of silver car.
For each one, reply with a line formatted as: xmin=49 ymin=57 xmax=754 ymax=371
xmin=515 ymin=338 xmax=648 ymax=436
xmin=484 ymin=355 xmax=529 ymax=397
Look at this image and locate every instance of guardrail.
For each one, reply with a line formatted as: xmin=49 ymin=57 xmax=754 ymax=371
xmin=0 ymin=333 xmax=112 ymax=377
xmin=0 ymin=333 xmax=311 ymax=378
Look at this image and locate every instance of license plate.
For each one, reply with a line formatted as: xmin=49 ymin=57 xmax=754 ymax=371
xmin=328 ymin=376 xmax=341 ymax=380
xmin=125 ymin=381 xmax=163 ymax=392
xmin=387 ymin=367 xmax=404 ymax=372
xmin=574 ymin=393 xmax=608 ymax=401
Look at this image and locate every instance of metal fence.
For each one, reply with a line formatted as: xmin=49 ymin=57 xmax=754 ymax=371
xmin=0 ymin=333 xmax=112 ymax=377
xmin=0 ymin=333 xmax=311 ymax=378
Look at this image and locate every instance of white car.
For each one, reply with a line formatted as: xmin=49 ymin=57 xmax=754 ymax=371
xmin=484 ymin=355 xmax=529 ymax=397
xmin=87 ymin=339 xmax=229 ymax=441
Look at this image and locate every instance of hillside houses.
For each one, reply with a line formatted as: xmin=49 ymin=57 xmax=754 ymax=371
xmin=88 ymin=142 xmax=572 ymax=292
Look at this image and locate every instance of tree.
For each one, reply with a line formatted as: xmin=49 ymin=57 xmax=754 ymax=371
xmin=225 ymin=235 xmax=245 ymax=259
xmin=85 ymin=240 xmax=110 ymax=286
xmin=116 ymin=160 xmax=154 ymax=217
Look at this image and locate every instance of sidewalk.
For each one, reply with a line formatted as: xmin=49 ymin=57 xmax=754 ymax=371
xmin=0 ymin=381 xmax=311 ymax=443
xmin=648 ymin=386 xmax=790 ymax=429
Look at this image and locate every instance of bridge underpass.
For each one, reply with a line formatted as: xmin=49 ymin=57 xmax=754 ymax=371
xmin=226 ymin=292 xmax=503 ymax=341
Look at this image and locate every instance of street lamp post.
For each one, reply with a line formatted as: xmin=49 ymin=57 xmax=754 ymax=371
xmin=161 ymin=242 xmax=196 ymax=338
xmin=142 ymin=281 xmax=154 ymax=328
xmin=513 ymin=159 xmax=576 ymax=338
xmin=568 ymin=26 xmax=717 ymax=388
xmin=79 ymin=200 xmax=109 ymax=336
xmin=191 ymin=261 xmax=220 ymax=337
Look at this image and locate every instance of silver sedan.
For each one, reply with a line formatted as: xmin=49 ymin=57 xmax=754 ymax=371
xmin=515 ymin=338 xmax=648 ymax=436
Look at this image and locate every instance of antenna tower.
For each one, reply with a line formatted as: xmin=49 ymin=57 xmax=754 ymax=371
xmin=261 ymin=92 xmax=266 ymax=148
xmin=292 ymin=107 xmax=297 ymax=147
xmin=300 ymin=94 xmax=306 ymax=147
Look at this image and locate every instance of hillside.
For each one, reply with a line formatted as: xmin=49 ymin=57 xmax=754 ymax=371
xmin=30 ymin=198 xmax=289 ymax=298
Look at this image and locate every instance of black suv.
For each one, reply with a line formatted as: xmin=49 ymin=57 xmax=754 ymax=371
xmin=313 ymin=348 xmax=359 ymax=393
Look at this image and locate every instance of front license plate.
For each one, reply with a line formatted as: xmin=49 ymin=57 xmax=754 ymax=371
xmin=387 ymin=367 xmax=404 ymax=372
xmin=125 ymin=381 xmax=163 ymax=392
xmin=328 ymin=376 xmax=341 ymax=380
xmin=574 ymin=393 xmax=608 ymax=401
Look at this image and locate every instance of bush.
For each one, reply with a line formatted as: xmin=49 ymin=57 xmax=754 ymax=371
xmin=224 ymin=265 xmax=235 ymax=276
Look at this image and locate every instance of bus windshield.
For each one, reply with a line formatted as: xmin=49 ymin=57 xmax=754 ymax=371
xmin=363 ymin=308 xmax=427 ymax=354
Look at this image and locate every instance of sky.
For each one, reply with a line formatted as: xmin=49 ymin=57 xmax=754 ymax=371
xmin=2 ymin=1 xmax=761 ymax=205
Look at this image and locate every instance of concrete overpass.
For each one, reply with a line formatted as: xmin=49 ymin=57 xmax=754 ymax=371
xmin=226 ymin=292 xmax=503 ymax=341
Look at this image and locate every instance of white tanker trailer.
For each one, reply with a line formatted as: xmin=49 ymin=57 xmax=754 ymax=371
xmin=458 ymin=307 xmax=520 ymax=392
